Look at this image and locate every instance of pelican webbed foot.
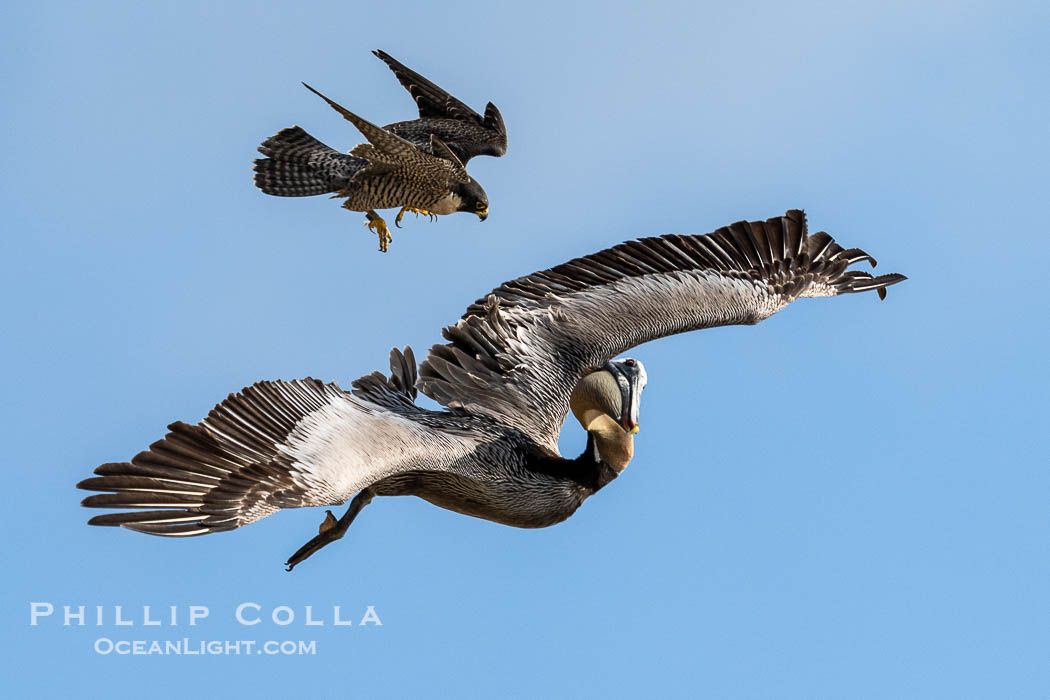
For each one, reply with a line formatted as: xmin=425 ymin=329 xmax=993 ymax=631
xmin=394 ymin=207 xmax=437 ymax=228
xmin=285 ymin=489 xmax=375 ymax=572
xmin=364 ymin=210 xmax=392 ymax=252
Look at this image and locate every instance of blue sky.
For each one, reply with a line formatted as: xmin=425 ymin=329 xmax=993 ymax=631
xmin=2 ymin=1 xmax=1047 ymax=697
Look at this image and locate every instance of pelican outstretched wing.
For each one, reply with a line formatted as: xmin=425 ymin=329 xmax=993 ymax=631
xmin=78 ymin=350 xmax=477 ymax=536
xmin=418 ymin=210 xmax=906 ymax=450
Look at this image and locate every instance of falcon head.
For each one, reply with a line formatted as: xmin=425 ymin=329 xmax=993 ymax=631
xmin=454 ymin=178 xmax=488 ymax=221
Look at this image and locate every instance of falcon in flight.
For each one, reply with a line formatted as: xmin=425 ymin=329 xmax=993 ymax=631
xmin=254 ymin=85 xmax=488 ymax=252
xmin=253 ymin=51 xmax=505 ymax=252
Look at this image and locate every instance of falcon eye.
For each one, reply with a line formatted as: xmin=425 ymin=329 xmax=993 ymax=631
xmin=476 ymin=201 xmax=487 ymax=210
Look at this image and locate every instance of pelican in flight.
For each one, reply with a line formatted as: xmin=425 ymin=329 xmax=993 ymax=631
xmin=78 ymin=210 xmax=905 ymax=570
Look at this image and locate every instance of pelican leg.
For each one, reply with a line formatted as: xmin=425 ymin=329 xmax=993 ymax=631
xmin=285 ymin=488 xmax=375 ymax=572
xmin=394 ymin=207 xmax=436 ymax=228
xmin=363 ymin=210 xmax=392 ymax=252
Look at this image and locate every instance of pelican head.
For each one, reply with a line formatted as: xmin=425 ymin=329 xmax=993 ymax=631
xmin=569 ymin=358 xmax=647 ymax=471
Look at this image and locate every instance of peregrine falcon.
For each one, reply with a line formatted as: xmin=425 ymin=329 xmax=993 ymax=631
xmin=371 ymin=49 xmax=508 ymax=164
xmin=253 ymin=84 xmax=489 ymax=252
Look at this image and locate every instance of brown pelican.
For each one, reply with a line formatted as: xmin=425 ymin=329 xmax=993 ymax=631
xmin=78 ymin=210 xmax=905 ymax=570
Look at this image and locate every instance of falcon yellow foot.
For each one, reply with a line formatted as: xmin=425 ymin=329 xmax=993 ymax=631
xmin=365 ymin=213 xmax=392 ymax=252
xmin=395 ymin=207 xmax=437 ymax=228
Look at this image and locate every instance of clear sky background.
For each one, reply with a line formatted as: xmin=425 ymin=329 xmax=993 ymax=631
xmin=2 ymin=1 xmax=1047 ymax=697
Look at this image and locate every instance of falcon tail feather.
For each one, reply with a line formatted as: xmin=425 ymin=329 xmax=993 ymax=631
xmin=253 ymin=126 xmax=364 ymax=197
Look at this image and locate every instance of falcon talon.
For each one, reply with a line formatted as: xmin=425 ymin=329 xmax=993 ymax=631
xmin=365 ymin=213 xmax=392 ymax=252
xmin=395 ymin=207 xmax=436 ymax=228
xmin=395 ymin=207 xmax=415 ymax=227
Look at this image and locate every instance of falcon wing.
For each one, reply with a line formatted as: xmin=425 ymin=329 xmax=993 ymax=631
xmin=373 ymin=49 xmax=482 ymax=123
xmin=429 ymin=135 xmax=469 ymax=181
xmin=373 ymin=50 xmax=508 ymax=162
xmin=301 ymin=82 xmax=424 ymax=164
